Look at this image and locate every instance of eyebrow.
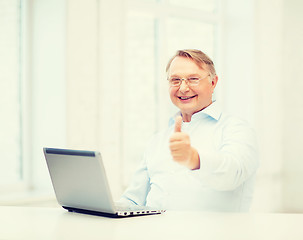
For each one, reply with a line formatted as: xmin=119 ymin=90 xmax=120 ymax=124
xmin=169 ymin=73 xmax=201 ymax=78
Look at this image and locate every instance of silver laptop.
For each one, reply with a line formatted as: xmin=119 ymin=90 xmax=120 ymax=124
xmin=43 ymin=148 xmax=165 ymax=218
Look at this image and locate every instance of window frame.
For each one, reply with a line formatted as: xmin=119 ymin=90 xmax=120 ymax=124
xmin=0 ymin=0 xmax=29 ymax=194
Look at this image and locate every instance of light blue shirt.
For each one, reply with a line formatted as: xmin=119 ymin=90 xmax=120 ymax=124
xmin=119 ymin=101 xmax=259 ymax=212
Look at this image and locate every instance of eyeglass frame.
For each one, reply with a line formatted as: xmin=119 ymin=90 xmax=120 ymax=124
xmin=167 ymin=74 xmax=211 ymax=87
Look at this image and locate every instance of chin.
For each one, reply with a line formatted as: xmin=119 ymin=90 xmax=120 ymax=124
xmin=179 ymin=107 xmax=195 ymax=114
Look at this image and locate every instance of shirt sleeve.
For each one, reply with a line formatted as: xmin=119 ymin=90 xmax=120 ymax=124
xmin=117 ymin=151 xmax=151 ymax=206
xmin=193 ymin=117 xmax=259 ymax=191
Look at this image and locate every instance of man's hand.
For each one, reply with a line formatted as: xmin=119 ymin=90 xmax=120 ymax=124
xmin=169 ymin=116 xmax=200 ymax=170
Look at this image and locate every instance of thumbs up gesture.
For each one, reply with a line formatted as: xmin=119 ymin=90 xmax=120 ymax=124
xmin=169 ymin=116 xmax=200 ymax=170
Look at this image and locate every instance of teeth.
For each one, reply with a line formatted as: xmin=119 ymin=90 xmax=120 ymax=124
xmin=180 ymin=96 xmax=194 ymax=100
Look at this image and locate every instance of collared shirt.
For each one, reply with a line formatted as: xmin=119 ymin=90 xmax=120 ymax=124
xmin=119 ymin=101 xmax=259 ymax=212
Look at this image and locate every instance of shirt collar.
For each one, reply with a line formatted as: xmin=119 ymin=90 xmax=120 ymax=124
xmin=200 ymin=100 xmax=222 ymax=121
xmin=169 ymin=101 xmax=222 ymax=126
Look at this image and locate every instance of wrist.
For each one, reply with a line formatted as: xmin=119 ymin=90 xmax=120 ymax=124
xmin=189 ymin=147 xmax=200 ymax=170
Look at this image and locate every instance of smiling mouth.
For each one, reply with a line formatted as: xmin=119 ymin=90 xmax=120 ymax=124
xmin=178 ymin=95 xmax=197 ymax=100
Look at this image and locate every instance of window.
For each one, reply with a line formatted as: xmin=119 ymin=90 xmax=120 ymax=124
xmin=0 ymin=0 xmax=23 ymax=187
xmin=122 ymin=0 xmax=220 ymax=185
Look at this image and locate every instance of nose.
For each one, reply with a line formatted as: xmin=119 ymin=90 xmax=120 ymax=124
xmin=179 ymin=79 xmax=190 ymax=93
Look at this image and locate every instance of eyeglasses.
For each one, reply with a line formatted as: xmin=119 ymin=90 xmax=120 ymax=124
xmin=167 ymin=74 xmax=210 ymax=87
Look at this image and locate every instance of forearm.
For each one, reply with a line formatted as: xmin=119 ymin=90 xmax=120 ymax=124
xmin=194 ymin=150 xmax=259 ymax=191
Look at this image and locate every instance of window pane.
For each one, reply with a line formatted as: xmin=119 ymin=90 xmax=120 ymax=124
xmin=166 ymin=17 xmax=215 ymax=59
xmin=169 ymin=0 xmax=217 ymax=12
xmin=0 ymin=0 xmax=22 ymax=184
xmin=123 ymin=12 xmax=156 ymax=183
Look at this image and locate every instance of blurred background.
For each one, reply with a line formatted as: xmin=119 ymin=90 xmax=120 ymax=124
xmin=0 ymin=0 xmax=302 ymax=213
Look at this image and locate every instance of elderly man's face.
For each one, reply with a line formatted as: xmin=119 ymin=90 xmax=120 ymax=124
xmin=168 ymin=56 xmax=217 ymax=121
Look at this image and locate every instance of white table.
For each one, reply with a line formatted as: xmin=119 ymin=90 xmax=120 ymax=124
xmin=0 ymin=206 xmax=302 ymax=240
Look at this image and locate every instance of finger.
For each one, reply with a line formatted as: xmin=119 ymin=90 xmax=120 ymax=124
xmin=174 ymin=116 xmax=183 ymax=132
xmin=169 ymin=132 xmax=184 ymax=142
xmin=169 ymin=141 xmax=181 ymax=151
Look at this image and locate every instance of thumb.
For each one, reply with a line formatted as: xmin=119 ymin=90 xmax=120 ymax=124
xmin=174 ymin=116 xmax=183 ymax=132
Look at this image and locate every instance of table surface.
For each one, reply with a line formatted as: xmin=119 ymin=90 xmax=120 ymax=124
xmin=0 ymin=206 xmax=302 ymax=240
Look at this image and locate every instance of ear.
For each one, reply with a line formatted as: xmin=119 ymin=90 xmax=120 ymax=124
xmin=211 ymin=75 xmax=218 ymax=89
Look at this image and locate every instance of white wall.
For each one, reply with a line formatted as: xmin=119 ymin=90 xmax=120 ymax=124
xmin=251 ymin=0 xmax=285 ymax=212
xmin=250 ymin=0 xmax=303 ymax=212
xmin=281 ymin=0 xmax=303 ymax=212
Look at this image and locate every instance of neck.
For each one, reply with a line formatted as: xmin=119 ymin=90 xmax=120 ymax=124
xmin=181 ymin=113 xmax=192 ymax=122
xmin=181 ymin=101 xmax=213 ymax=122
